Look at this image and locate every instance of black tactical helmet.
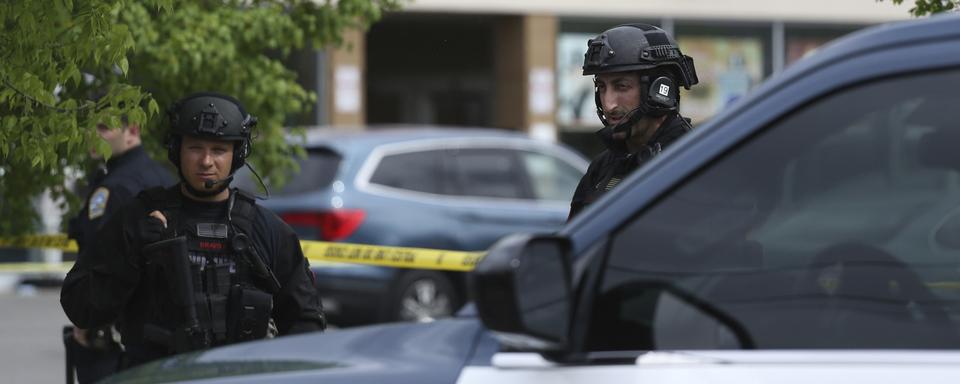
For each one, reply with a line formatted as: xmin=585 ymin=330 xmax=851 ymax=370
xmin=166 ymin=92 xmax=257 ymax=172
xmin=584 ymin=23 xmax=699 ymax=123
xmin=583 ymin=23 xmax=698 ymax=89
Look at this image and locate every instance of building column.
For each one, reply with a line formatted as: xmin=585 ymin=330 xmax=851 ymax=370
xmin=494 ymin=14 xmax=558 ymax=141
xmin=772 ymin=21 xmax=786 ymax=74
xmin=326 ymin=28 xmax=366 ymax=128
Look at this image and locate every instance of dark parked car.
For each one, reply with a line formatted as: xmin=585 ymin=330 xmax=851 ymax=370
xmin=109 ymin=14 xmax=960 ymax=384
xmin=236 ymin=126 xmax=588 ymax=325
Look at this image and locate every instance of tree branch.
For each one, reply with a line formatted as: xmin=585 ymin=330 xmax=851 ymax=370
xmin=1 ymin=77 xmax=92 ymax=113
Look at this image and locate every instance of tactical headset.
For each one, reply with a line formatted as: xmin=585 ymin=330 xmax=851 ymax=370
xmin=583 ymin=23 xmax=699 ymax=126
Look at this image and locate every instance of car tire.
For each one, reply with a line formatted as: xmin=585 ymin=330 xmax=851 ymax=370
xmin=386 ymin=271 xmax=460 ymax=323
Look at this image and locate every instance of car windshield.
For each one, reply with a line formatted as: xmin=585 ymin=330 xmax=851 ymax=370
xmin=234 ymin=147 xmax=342 ymax=196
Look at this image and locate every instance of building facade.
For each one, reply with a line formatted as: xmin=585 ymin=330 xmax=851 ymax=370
xmin=296 ymin=0 xmax=911 ymax=155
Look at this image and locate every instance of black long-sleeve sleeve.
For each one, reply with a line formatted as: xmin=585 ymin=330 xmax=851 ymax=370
xmin=253 ymin=209 xmax=326 ymax=335
xmin=60 ymin=201 xmax=144 ymax=329
xmin=568 ymin=153 xmax=606 ymax=221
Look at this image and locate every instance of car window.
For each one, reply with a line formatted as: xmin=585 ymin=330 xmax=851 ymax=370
xmin=587 ymin=68 xmax=960 ymax=351
xmin=520 ymin=151 xmax=583 ymax=201
xmin=233 ymin=146 xmax=342 ymax=196
xmin=369 ymin=149 xmax=446 ymax=194
xmin=451 ymin=148 xmax=532 ymax=199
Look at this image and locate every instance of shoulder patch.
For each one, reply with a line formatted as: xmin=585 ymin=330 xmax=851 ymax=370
xmin=88 ymin=187 xmax=110 ymax=219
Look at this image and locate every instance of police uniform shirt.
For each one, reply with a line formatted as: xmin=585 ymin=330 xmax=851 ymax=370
xmin=68 ymin=146 xmax=175 ymax=253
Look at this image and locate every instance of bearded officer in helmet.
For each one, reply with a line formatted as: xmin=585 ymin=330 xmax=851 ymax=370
xmin=568 ymin=23 xmax=699 ymax=220
xmin=61 ymin=92 xmax=325 ymax=370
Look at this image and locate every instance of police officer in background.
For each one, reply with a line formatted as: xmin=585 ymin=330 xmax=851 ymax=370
xmin=64 ymin=115 xmax=175 ymax=384
xmin=61 ymin=92 xmax=325 ymax=371
xmin=568 ymin=23 xmax=699 ymax=220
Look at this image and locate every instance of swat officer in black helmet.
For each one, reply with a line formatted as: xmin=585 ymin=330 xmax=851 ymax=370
xmin=61 ymin=92 xmax=325 ymax=370
xmin=568 ymin=23 xmax=699 ymax=220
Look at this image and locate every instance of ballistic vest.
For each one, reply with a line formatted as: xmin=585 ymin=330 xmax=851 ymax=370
xmin=138 ymin=186 xmax=276 ymax=353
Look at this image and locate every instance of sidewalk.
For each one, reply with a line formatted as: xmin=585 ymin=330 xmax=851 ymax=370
xmin=0 ymin=288 xmax=69 ymax=384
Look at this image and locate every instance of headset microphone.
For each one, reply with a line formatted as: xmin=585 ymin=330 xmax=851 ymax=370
xmin=204 ymin=175 xmax=234 ymax=189
xmin=609 ymin=105 xmax=649 ymax=140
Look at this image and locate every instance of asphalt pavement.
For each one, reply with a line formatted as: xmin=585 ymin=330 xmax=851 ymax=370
xmin=0 ymin=287 xmax=69 ymax=384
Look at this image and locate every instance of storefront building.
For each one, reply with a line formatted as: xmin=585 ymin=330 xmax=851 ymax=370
xmin=296 ymin=0 xmax=910 ymax=155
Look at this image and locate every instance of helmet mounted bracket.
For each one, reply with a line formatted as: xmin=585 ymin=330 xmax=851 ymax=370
xmin=195 ymin=103 xmax=228 ymax=137
xmin=585 ymin=35 xmax=613 ymax=69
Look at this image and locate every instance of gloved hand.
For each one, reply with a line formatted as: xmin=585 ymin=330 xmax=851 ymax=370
xmin=140 ymin=210 xmax=172 ymax=245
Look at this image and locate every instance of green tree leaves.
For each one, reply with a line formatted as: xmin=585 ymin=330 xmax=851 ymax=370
xmin=879 ymin=0 xmax=958 ymax=17
xmin=0 ymin=0 xmax=399 ymax=235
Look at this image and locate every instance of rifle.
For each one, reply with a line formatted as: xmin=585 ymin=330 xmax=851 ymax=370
xmin=142 ymin=236 xmax=210 ymax=352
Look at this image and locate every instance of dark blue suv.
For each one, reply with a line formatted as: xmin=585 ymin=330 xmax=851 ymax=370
xmin=109 ymin=14 xmax=960 ymax=384
xmin=236 ymin=126 xmax=587 ymax=325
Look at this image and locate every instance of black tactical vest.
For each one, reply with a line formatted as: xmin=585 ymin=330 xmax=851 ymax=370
xmin=138 ymin=186 xmax=276 ymax=354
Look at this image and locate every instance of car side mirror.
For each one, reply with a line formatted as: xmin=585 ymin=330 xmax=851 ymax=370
xmin=469 ymin=234 xmax=572 ymax=351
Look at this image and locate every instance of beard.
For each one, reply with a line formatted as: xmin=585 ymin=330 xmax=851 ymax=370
xmin=606 ymin=106 xmax=646 ymax=140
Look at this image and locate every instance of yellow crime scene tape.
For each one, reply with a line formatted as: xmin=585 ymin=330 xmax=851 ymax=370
xmin=302 ymin=241 xmax=484 ymax=272
xmin=0 ymin=234 xmax=485 ymax=273
xmin=0 ymin=234 xmax=78 ymax=253
xmin=8 ymin=235 xmax=960 ymax=291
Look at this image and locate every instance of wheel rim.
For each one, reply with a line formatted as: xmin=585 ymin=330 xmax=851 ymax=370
xmin=398 ymin=278 xmax=452 ymax=322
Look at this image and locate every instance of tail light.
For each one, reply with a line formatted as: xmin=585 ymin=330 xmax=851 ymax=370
xmin=280 ymin=210 xmax=366 ymax=241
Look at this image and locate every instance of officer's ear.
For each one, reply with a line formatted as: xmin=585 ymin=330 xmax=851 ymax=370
xmin=126 ymin=123 xmax=141 ymax=137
